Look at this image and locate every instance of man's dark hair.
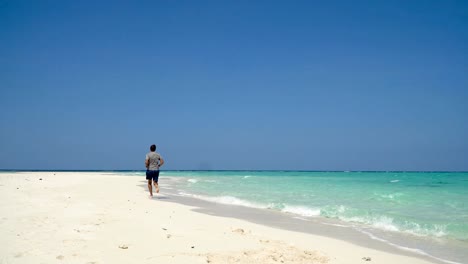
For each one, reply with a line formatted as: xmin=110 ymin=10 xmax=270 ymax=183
xmin=150 ymin=144 xmax=156 ymax=152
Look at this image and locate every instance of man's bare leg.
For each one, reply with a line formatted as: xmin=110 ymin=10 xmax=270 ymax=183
xmin=153 ymin=181 xmax=160 ymax=193
xmin=147 ymin=180 xmax=153 ymax=197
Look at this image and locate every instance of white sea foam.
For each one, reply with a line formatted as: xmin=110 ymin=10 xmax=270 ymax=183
xmin=371 ymin=216 xmax=400 ymax=232
xmin=321 ymin=222 xmax=349 ymax=227
xmin=243 ymin=175 xmax=252 ymax=178
xmin=203 ymin=196 xmax=267 ymax=208
xmin=341 ymin=215 xmax=401 ymax=232
xmin=187 ymin=179 xmax=198 ymax=183
xmin=340 ymin=214 xmax=447 ymax=238
xmin=356 ymin=228 xmax=462 ymax=264
xmin=336 ymin=205 xmax=346 ymax=213
xmin=403 ymin=223 xmax=447 ymax=238
xmin=381 ymin=194 xmax=395 ymax=199
xmin=282 ymin=205 xmax=321 ymax=217
xmin=379 ymin=193 xmax=403 ymax=200
xmin=177 ymin=192 xmax=267 ymax=209
xmin=390 ymin=179 xmax=400 ymax=183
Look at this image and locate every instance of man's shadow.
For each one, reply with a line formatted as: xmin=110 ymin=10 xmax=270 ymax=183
xmin=137 ymin=181 xmax=171 ymax=200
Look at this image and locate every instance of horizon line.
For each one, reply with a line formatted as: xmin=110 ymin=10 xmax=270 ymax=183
xmin=1 ymin=169 xmax=467 ymax=173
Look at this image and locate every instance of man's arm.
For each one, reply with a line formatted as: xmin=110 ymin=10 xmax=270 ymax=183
xmin=145 ymin=156 xmax=149 ymax=169
xmin=159 ymin=157 xmax=165 ymax=168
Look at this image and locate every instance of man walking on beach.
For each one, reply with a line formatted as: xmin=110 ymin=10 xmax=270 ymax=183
xmin=145 ymin=144 xmax=164 ymax=197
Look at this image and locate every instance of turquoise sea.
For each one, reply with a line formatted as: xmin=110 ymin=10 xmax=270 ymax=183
xmin=156 ymin=171 xmax=468 ymax=240
xmin=142 ymin=170 xmax=468 ymax=263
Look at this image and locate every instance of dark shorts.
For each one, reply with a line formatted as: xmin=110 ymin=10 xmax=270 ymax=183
xmin=146 ymin=170 xmax=160 ymax=182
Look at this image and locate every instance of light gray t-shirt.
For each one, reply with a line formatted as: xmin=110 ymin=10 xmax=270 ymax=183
xmin=146 ymin=152 xmax=162 ymax=170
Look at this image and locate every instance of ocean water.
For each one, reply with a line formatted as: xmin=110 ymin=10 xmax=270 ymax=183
xmin=144 ymin=170 xmax=468 ymax=263
xmin=5 ymin=170 xmax=465 ymax=262
xmin=157 ymin=171 xmax=468 ymax=240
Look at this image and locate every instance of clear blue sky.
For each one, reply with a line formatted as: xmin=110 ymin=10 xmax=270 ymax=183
xmin=1 ymin=0 xmax=467 ymax=171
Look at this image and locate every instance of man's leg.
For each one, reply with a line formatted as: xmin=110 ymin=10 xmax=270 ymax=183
xmin=153 ymin=181 xmax=159 ymax=193
xmin=147 ymin=179 xmax=153 ymax=197
xmin=153 ymin=171 xmax=160 ymax=193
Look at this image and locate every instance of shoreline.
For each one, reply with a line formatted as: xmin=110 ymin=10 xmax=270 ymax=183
xmin=158 ymin=176 xmax=464 ymax=264
xmin=0 ymin=172 xmax=460 ymax=264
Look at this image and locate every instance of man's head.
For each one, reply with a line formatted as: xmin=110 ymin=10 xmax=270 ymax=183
xmin=150 ymin=144 xmax=156 ymax=152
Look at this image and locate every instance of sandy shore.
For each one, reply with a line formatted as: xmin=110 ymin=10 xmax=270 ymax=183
xmin=0 ymin=172 xmax=436 ymax=264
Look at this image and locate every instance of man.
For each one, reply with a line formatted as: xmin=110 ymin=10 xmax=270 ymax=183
xmin=145 ymin=144 xmax=164 ymax=197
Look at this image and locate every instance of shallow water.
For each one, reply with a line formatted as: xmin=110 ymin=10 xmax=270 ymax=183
xmin=148 ymin=170 xmax=468 ymax=264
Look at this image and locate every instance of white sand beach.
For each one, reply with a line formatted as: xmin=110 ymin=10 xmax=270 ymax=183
xmin=0 ymin=172 xmax=437 ymax=264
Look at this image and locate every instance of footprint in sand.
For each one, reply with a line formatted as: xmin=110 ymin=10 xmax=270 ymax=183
xmin=232 ymin=228 xmax=245 ymax=234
